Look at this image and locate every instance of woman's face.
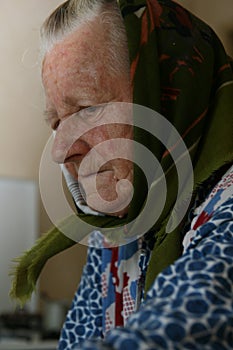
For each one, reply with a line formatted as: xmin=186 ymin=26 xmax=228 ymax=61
xmin=42 ymin=22 xmax=133 ymax=217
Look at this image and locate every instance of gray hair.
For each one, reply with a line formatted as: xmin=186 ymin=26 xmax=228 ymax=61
xmin=40 ymin=0 xmax=130 ymax=78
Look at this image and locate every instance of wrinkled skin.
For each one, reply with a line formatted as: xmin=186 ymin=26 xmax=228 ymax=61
xmin=42 ymin=20 xmax=133 ymax=217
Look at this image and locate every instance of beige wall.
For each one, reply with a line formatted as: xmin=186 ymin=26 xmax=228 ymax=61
xmin=0 ymin=1 xmax=60 ymax=180
xmin=176 ymin=0 xmax=233 ymax=56
xmin=1 ymin=1 xmax=232 ymax=305
xmin=0 ymin=0 xmax=87 ymax=306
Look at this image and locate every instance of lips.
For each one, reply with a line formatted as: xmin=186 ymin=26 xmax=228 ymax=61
xmin=64 ymin=154 xmax=83 ymax=163
xmin=79 ymin=168 xmax=114 ymax=179
xmin=64 ymin=153 xmax=114 ymax=179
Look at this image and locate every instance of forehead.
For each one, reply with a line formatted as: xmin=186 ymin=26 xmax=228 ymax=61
xmin=42 ymin=21 xmax=105 ymax=81
xmin=41 ymin=22 xmax=110 ymax=109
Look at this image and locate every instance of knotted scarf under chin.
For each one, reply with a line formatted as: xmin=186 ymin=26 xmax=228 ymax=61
xmin=10 ymin=0 xmax=233 ymax=305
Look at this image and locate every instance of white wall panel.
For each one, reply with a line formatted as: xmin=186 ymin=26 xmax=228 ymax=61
xmin=0 ymin=178 xmax=39 ymax=313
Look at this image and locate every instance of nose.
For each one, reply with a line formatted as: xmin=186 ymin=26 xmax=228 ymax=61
xmin=51 ymin=130 xmax=70 ymax=163
xmin=51 ymin=120 xmax=91 ymax=164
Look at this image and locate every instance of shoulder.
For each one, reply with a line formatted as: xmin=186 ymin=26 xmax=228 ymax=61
xmin=183 ymin=164 xmax=233 ymax=251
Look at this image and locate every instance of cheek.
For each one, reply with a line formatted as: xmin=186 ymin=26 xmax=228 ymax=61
xmin=83 ymin=126 xmax=110 ymax=148
xmin=84 ymin=125 xmax=132 ymax=147
xmin=105 ymin=124 xmax=133 ymax=140
xmin=82 ymin=171 xmax=133 ymax=217
xmin=82 ymin=172 xmax=118 ymax=205
xmin=103 ymin=125 xmax=133 ymax=165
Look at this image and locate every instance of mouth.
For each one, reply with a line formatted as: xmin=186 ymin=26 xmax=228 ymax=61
xmin=79 ymin=169 xmax=114 ymax=179
xmin=64 ymin=154 xmax=82 ymax=163
xmin=64 ymin=152 xmax=116 ymax=181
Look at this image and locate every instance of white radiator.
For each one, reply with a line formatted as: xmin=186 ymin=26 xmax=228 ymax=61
xmin=0 ymin=178 xmax=39 ymax=313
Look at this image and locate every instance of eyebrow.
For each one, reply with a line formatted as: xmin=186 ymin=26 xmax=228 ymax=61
xmin=43 ymin=95 xmax=86 ymax=124
xmin=43 ymin=96 xmax=80 ymax=116
xmin=62 ymin=96 xmax=79 ymax=107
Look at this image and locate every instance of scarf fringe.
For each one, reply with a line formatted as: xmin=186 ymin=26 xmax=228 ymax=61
xmin=9 ymin=225 xmax=76 ymax=306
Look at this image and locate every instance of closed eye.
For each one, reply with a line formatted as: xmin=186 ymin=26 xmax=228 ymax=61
xmin=79 ymin=104 xmax=105 ymax=121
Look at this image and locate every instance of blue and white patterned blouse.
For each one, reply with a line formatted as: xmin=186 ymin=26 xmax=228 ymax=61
xmin=58 ymin=165 xmax=233 ymax=350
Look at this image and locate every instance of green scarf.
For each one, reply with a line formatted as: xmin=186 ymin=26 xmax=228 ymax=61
xmin=10 ymin=0 xmax=233 ymax=305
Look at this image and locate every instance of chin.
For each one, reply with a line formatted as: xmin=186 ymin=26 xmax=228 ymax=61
xmin=105 ymin=205 xmax=130 ymax=218
xmin=86 ymin=194 xmax=131 ymax=218
xmin=80 ymin=172 xmax=133 ymax=218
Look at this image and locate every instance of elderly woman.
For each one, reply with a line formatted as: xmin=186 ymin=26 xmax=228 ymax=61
xmin=11 ymin=0 xmax=233 ymax=349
